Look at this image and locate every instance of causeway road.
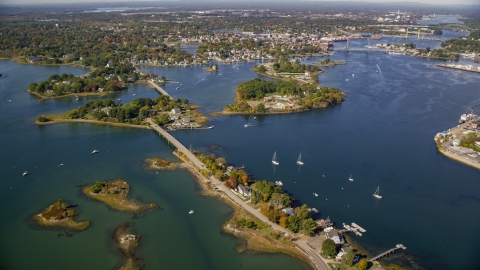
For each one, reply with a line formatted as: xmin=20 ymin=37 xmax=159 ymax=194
xmin=147 ymin=118 xmax=330 ymax=270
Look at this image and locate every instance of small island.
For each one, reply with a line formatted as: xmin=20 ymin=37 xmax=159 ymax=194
xmin=144 ymin=157 xmax=181 ymax=170
xmin=312 ymin=58 xmax=346 ymax=67
xmin=205 ymin=63 xmax=219 ymax=72
xmin=82 ymin=179 xmax=159 ymax=213
xmin=35 ymin=96 xmax=210 ymax=131
xmin=114 ymin=224 xmax=142 ymax=270
xmin=33 ymin=199 xmax=90 ymax=231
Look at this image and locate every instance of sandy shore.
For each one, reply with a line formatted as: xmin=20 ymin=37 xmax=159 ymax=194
xmin=35 ymin=118 xmax=152 ymax=130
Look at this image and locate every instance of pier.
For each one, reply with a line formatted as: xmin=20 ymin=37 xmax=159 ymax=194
xmin=370 ymin=244 xmax=407 ymax=261
xmin=340 ymin=222 xmax=366 ymax=236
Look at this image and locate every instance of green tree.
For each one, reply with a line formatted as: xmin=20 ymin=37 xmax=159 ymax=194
xmin=256 ymin=102 xmax=266 ymax=112
xmin=301 ymin=218 xmax=318 ymax=236
xmin=345 ymin=249 xmax=356 ymax=266
xmin=258 ymin=65 xmax=267 ymax=73
xmin=322 ymin=239 xmax=337 ymax=258
xmin=357 ymin=258 xmax=368 ymax=270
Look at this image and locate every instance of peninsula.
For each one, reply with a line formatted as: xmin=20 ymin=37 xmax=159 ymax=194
xmin=114 ymin=224 xmax=142 ymax=270
xmin=82 ymin=179 xmax=159 ymax=213
xmin=435 ymin=116 xmax=480 ymax=171
xmin=33 ymin=199 xmax=90 ymax=231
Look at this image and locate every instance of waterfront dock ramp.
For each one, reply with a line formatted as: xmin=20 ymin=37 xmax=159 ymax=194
xmin=370 ymin=244 xmax=407 ymax=261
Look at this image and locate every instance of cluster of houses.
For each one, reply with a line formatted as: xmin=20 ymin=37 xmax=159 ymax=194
xmin=262 ymin=95 xmax=296 ymax=110
xmin=164 ymin=107 xmax=202 ymax=130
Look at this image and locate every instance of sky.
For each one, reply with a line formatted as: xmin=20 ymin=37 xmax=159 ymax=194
xmin=0 ymin=0 xmax=477 ymax=6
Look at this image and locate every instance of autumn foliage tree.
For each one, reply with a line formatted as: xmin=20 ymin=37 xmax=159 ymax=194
xmin=357 ymin=258 xmax=368 ymax=270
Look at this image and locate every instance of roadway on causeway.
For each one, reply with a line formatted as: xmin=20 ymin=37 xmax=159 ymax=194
xmin=146 ymin=118 xmax=330 ymax=270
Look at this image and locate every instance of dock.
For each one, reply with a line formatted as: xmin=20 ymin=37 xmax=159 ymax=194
xmin=340 ymin=222 xmax=366 ymax=236
xmin=370 ymin=244 xmax=407 ymax=261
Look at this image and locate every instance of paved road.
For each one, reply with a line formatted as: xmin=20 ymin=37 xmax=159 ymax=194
xmin=147 ymin=119 xmax=329 ymax=270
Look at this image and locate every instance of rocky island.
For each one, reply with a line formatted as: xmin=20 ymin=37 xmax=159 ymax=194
xmin=114 ymin=224 xmax=142 ymax=270
xmin=83 ymin=179 xmax=159 ymax=213
xmin=143 ymin=157 xmax=181 ymax=171
xmin=33 ymin=199 xmax=90 ymax=230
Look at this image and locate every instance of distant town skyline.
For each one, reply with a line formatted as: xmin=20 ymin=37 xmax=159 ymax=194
xmin=0 ymin=0 xmax=477 ymax=6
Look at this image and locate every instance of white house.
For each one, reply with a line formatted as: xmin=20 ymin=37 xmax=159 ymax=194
xmin=235 ymin=184 xmax=251 ymax=197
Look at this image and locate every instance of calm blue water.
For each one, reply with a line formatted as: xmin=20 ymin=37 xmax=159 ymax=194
xmin=0 ymin=62 xmax=310 ymax=270
xmin=1 ymin=27 xmax=480 ymax=269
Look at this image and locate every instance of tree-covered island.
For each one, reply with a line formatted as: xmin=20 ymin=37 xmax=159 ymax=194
xmin=27 ymin=62 xmax=166 ymax=101
xmin=223 ymin=78 xmax=344 ymax=114
xmin=35 ymin=95 xmax=209 ymax=130
xmin=82 ymin=179 xmax=159 ymax=213
xmin=33 ymin=199 xmax=90 ymax=231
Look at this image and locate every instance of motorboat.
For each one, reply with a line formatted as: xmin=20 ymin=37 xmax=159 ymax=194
xmin=189 ymin=210 xmax=195 ymax=214
xmin=22 ymin=171 xmax=29 ymax=176
xmin=91 ymin=150 xmax=99 ymax=154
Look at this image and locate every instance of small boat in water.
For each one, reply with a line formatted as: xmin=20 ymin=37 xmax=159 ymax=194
xmin=275 ymin=181 xmax=283 ymax=186
xmin=58 ymin=164 xmax=64 ymax=167
xmin=272 ymin=151 xmax=279 ymax=165
xmin=253 ymin=117 xmax=257 ymax=120
xmin=189 ymin=210 xmax=195 ymax=214
xmin=244 ymin=123 xmax=252 ymax=128
xmin=176 ymin=87 xmax=180 ymax=89
xmin=22 ymin=171 xmax=29 ymax=176
xmin=349 ymin=175 xmax=354 ymax=181
xmin=91 ymin=150 xmax=99 ymax=154
xmin=373 ymin=186 xmax=382 ymax=199
xmin=313 ymin=193 xmax=318 ymax=197
xmin=207 ymin=125 xmax=214 ymax=129
xmin=296 ymin=154 xmax=304 ymax=165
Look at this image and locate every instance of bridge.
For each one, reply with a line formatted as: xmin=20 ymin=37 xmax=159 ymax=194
xmin=370 ymin=244 xmax=407 ymax=261
xmin=147 ymin=80 xmax=173 ymax=100
xmin=135 ymin=67 xmax=173 ymax=100
xmin=146 ymin=118 xmax=330 ymax=270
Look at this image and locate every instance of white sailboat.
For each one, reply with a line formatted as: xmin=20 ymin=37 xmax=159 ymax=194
xmin=272 ymin=151 xmax=279 ymax=165
xmin=349 ymin=175 xmax=354 ymax=181
xmin=373 ymin=186 xmax=382 ymax=199
xmin=296 ymin=154 xmax=304 ymax=165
